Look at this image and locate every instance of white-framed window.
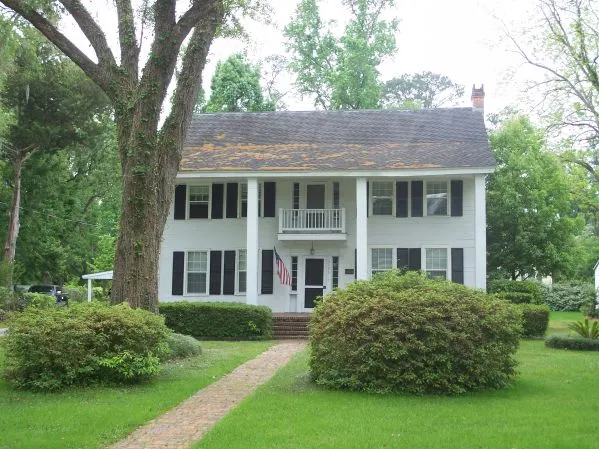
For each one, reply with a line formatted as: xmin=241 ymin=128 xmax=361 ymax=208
xmin=186 ymin=251 xmax=208 ymax=294
xmin=371 ymin=181 xmax=393 ymax=215
xmin=425 ymin=247 xmax=448 ymax=279
xmin=426 ymin=181 xmax=448 ymax=216
xmin=189 ymin=185 xmax=210 ymax=219
xmin=237 ymin=249 xmax=247 ymax=293
xmin=371 ymin=248 xmax=393 ymax=276
xmin=239 ymin=184 xmax=248 ymax=218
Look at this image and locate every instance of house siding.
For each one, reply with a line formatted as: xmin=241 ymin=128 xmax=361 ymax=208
xmin=158 ymin=176 xmax=479 ymax=311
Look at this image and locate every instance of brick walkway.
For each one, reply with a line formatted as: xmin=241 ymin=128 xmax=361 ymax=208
xmin=108 ymin=340 xmax=306 ymax=449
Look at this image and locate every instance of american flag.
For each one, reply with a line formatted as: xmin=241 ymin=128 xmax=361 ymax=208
xmin=274 ymin=247 xmax=292 ymax=286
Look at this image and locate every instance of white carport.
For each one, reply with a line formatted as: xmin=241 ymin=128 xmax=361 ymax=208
xmin=81 ymin=270 xmax=113 ymax=301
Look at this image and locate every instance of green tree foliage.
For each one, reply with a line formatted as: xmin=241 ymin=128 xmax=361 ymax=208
xmin=284 ymin=0 xmax=398 ymax=110
xmin=487 ymin=116 xmax=584 ymax=280
xmin=203 ymin=53 xmax=275 ymax=112
xmin=381 ymin=71 xmax=465 ymax=109
xmin=0 ymin=32 xmax=119 ymax=284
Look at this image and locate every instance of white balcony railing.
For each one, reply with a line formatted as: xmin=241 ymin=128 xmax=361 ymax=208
xmin=279 ymin=208 xmax=346 ymax=234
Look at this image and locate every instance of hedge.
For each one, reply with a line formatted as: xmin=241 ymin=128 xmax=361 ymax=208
xmin=159 ymin=302 xmax=273 ymax=340
xmin=517 ymin=303 xmax=550 ymax=338
xmin=539 ymin=282 xmax=595 ymax=312
xmin=545 ymin=334 xmax=599 ymax=351
xmin=309 ymin=271 xmax=521 ymax=395
xmin=487 ymin=279 xmax=542 ymax=304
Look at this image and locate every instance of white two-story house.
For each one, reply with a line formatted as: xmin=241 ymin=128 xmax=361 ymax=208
xmin=158 ymin=90 xmax=494 ymax=312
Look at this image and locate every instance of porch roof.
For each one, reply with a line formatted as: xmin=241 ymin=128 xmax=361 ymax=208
xmin=182 ymin=108 xmax=494 ymax=172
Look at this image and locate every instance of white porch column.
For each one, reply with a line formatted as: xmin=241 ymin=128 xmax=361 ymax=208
xmin=87 ymin=278 xmax=92 ymax=301
xmin=246 ymin=178 xmax=259 ymax=305
xmin=355 ymin=177 xmax=368 ymax=279
xmin=474 ymin=174 xmax=487 ymax=289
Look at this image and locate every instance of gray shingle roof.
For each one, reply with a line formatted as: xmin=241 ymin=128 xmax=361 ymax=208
xmin=182 ymin=108 xmax=494 ymax=172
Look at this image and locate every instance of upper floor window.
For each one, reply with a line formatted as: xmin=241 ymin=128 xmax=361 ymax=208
xmin=425 ymin=248 xmax=447 ymax=279
xmin=372 ymin=248 xmax=393 ymax=276
xmin=426 ymin=182 xmax=448 ymax=216
xmin=187 ymin=251 xmax=208 ymax=294
xmin=240 ymin=184 xmax=248 ymax=218
xmin=189 ymin=185 xmax=209 ymax=218
xmin=371 ymin=181 xmax=393 ymax=215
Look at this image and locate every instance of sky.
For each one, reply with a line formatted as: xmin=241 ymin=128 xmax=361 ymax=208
xmin=203 ymin=0 xmax=542 ymax=114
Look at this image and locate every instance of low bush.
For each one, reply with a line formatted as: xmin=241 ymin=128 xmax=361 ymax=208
xmin=23 ymin=293 xmax=57 ymax=309
xmin=517 ymin=304 xmax=550 ymax=338
xmin=64 ymin=285 xmax=109 ymax=302
xmin=487 ymin=279 xmax=542 ymax=304
xmin=545 ymin=334 xmax=599 ymax=351
xmin=162 ymin=333 xmax=202 ymax=360
xmin=540 ymin=282 xmax=595 ymax=312
xmin=0 ymin=286 xmax=19 ymax=312
xmin=159 ymin=302 xmax=273 ymax=340
xmin=309 ymin=271 xmax=521 ymax=395
xmin=495 ymin=291 xmax=533 ymax=304
xmin=3 ymin=302 xmax=169 ymax=390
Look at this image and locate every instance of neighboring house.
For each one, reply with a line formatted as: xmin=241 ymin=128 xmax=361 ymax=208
xmin=594 ymin=259 xmax=599 ymax=295
xmin=158 ymin=87 xmax=494 ymax=312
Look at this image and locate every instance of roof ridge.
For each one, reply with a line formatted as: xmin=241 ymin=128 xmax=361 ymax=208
xmin=193 ymin=107 xmax=476 ymax=118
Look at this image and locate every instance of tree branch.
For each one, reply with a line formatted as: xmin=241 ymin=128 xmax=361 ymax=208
xmin=115 ymin=0 xmax=138 ymax=81
xmin=0 ymin=0 xmax=116 ymax=98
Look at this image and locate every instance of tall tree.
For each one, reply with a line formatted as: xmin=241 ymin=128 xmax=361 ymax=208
xmin=0 ymin=0 xmax=268 ymax=310
xmin=381 ymin=72 xmax=464 ymax=109
xmin=487 ymin=116 xmax=584 ymax=280
xmin=203 ymin=53 xmax=275 ymax=112
xmin=507 ymin=0 xmax=599 ymax=185
xmin=284 ymin=0 xmax=398 ymax=110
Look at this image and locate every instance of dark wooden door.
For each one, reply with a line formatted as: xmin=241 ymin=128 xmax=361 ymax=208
xmin=306 ymin=185 xmax=325 ymax=228
xmin=304 ymin=258 xmax=324 ymax=309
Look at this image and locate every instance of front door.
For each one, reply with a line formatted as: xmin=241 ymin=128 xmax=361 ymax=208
xmin=304 ymin=258 xmax=325 ymax=309
xmin=306 ymin=184 xmax=325 ymax=229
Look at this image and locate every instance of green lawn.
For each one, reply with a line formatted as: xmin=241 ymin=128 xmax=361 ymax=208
xmin=0 ymin=340 xmax=272 ymax=449
xmin=195 ymin=312 xmax=599 ymax=449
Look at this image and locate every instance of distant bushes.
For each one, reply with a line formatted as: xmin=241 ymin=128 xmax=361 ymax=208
xmin=488 ymin=279 xmax=542 ymax=304
xmin=3 ymin=302 xmax=169 ymax=391
xmin=309 ymin=271 xmax=521 ymax=395
xmin=545 ymin=335 xmax=599 ymax=351
xmin=64 ymin=285 xmax=109 ymax=302
xmin=539 ymin=282 xmax=595 ymax=312
xmin=159 ymin=302 xmax=273 ymax=340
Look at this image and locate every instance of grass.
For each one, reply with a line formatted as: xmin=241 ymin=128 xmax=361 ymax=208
xmin=548 ymin=311 xmax=585 ymax=335
xmin=194 ymin=312 xmax=599 ymax=449
xmin=0 ymin=340 xmax=272 ymax=449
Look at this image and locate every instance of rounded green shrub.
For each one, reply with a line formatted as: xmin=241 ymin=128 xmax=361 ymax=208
xmin=309 ymin=271 xmax=522 ymax=395
xmin=3 ymin=302 xmax=169 ymax=390
xmin=162 ymin=333 xmax=202 ymax=360
xmin=487 ymin=279 xmax=542 ymax=304
xmin=540 ymin=282 xmax=595 ymax=312
xmin=516 ymin=303 xmax=550 ymax=338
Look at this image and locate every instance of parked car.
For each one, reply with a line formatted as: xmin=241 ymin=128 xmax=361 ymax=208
xmin=28 ymin=285 xmax=69 ymax=305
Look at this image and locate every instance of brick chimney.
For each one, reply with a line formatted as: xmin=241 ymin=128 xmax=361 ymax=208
xmin=471 ymin=84 xmax=485 ymax=110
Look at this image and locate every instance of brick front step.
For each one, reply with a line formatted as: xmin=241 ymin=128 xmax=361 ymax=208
xmin=273 ymin=313 xmax=310 ymax=340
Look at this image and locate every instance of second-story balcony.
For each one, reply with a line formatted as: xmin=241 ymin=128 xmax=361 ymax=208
xmin=278 ymin=208 xmax=347 ymax=240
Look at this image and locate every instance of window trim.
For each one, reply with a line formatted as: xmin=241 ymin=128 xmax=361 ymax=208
xmin=239 ymin=183 xmax=248 ymax=218
xmin=236 ymin=249 xmax=247 ymax=294
xmin=422 ymin=246 xmax=451 ymax=280
xmin=424 ymin=181 xmax=450 ymax=217
xmin=370 ymin=247 xmax=395 ymax=277
xmin=370 ymin=181 xmax=395 ymax=216
xmin=184 ymin=250 xmax=209 ymax=296
xmin=188 ymin=184 xmax=211 ymax=219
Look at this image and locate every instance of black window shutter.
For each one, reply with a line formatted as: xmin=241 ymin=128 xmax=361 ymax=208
xmin=223 ymin=250 xmax=236 ymax=294
xmin=366 ymin=182 xmax=370 ymax=217
xmin=226 ymin=183 xmax=238 ymax=218
xmin=451 ymin=180 xmax=463 ymax=217
xmin=261 ymin=249 xmax=274 ymax=294
xmin=408 ymin=248 xmax=421 ymax=270
xmin=209 ymin=251 xmax=222 ymax=295
xmin=293 ymin=183 xmax=300 ymax=209
xmin=172 ymin=251 xmax=185 ymax=295
xmin=263 ymin=182 xmax=276 ymax=217
xmin=174 ymin=185 xmax=186 ymax=220
xmin=211 ymin=184 xmax=224 ymax=219
xmin=411 ymin=181 xmax=423 ymax=217
xmin=396 ymin=181 xmax=409 ymax=217
xmin=451 ymin=248 xmax=464 ymax=284
xmin=397 ymin=248 xmax=409 ymax=271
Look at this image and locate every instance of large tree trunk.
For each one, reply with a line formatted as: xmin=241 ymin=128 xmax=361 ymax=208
xmin=3 ymin=157 xmax=24 ymax=266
